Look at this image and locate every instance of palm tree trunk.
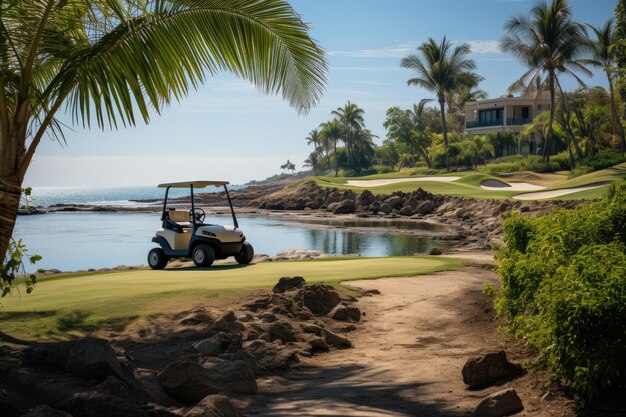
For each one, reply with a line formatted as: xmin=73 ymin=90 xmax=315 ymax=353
xmin=0 ymin=177 xmax=22 ymax=260
xmin=545 ymin=72 xmax=556 ymax=162
xmin=419 ymin=149 xmax=432 ymax=168
xmin=607 ymin=72 xmax=626 ymax=155
xmin=334 ymin=140 xmax=338 ymax=177
xmin=439 ymin=99 xmax=449 ymax=171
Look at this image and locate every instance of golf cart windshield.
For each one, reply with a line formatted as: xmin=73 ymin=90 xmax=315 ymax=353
xmin=158 ymin=180 xmax=239 ymax=229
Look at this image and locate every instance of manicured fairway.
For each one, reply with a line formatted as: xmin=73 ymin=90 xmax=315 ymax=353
xmin=0 ymin=257 xmax=463 ymax=341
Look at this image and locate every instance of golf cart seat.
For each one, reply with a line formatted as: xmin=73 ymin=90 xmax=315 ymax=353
xmin=163 ymin=209 xmax=190 ymax=233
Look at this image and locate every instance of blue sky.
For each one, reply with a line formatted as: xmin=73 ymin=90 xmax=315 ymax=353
xmin=26 ymin=0 xmax=618 ymax=186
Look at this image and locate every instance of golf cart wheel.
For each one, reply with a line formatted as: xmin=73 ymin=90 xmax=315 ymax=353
xmin=148 ymin=248 xmax=168 ymax=270
xmin=235 ymin=242 xmax=254 ymax=265
xmin=192 ymin=244 xmax=215 ymax=267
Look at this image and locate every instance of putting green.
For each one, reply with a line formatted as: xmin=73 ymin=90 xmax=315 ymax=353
xmin=0 ymin=257 xmax=463 ymax=341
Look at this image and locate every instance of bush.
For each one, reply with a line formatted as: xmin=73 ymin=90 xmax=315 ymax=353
xmin=570 ymin=150 xmax=626 ymax=178
xmin=494 ymin=190 xmax=626 ymax=398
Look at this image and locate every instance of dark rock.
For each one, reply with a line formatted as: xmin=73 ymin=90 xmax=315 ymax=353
xmin=329 ymin=305 xmax=361 ymax=322
xmin=218 ymin=351 xmax=259 ymax=377
xmin=294 ymin=284 xmax=341 ymax=315
xmin=193 ymin=332 xmax=242 ymax=357
xmin=23 ymin=338 xmax=132 ymax=382
xmin=338 ymin=325 xmax=357 ymax=333
xmin=142 ymin=403 xmax=181 ymax=417
xmin=429 ymin=248 xmax=443 ymax=255
xmin=201 ymin=359 xmax=257 ymax=396
xmin=64 ymin=391 xmax=148 ymax=417
xmin=473 ymin=388 xmax=524 ymax=417
xmin=328 ymin=200 xmax=356 ymax=214
xmin=379 ymin=203 xmax=392 ymax=214
xmin=265 ymin=321 xmax=297 ymax=343
xmin=214 ymin=312 xmax=245 ymax=333
xmin=272 ymin=276 xmax=306 ymax=293
xmin=301 ymin=324 xmax=324 ymax=336
xmin=462 ymin=351 xmax=523 ymax=390
xmin=308 ymin=337 xmax=330 ymax=352
xmin=258 ymin=312 xmax=278 ymax=322
xmin=386 ymin=196 xmax=404 ymax=209
xmin=324 ymin=330 xmax=352 ymax=349
xmin=95 ymin=375 xmax=147 ymax=403
xmin=158 ymin=361 xmax=220 ymax=402
xmin=186 ymin=394 xmax=241 ymax=417
xmin=245 ymin=340 xmax=299 ymax=372
xmin=364 ymin=289 xmax=381 ymax=295
xmin=369 ymin=200 xmax=381 ymax=214
xmin=21 ymin=405 xmax=72 ymax=417
xmin=415 ymin=201 xmax=435 ymax=215
xmin=399 ymin=206 xmax=415 ymax=216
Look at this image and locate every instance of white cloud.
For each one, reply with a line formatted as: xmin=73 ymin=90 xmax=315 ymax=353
xmin=328 ymin=43 xmax=416 ymax=58
xmin=333 ymin=66 xmax=407 ymax=72
xmin=465 ymin=40 xmax=502 ymax=54
xmin=349 ymin=80 xmax=390 ymax=86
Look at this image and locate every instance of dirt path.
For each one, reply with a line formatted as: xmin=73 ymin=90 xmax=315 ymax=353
xmin=247 ymin=268 xmax=510 ymax=416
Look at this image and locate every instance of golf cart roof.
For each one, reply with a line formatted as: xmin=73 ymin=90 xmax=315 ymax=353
xmin=158 ymin=180 xmax=229 ymax=188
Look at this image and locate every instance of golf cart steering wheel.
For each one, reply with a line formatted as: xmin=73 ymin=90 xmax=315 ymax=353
xmin=189 ymin=208 xmax=205 ymax=224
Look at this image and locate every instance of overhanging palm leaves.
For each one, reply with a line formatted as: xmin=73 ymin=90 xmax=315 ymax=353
xmin=0 ymin=0 xmax=327 ymax=261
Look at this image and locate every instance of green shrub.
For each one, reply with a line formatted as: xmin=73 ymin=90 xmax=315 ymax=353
xmin=494 ymin=190 xmax=626 ymax=398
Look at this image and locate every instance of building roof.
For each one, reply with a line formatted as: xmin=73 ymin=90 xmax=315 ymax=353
xmin=158 ymin=180 xmax=229 ymax=188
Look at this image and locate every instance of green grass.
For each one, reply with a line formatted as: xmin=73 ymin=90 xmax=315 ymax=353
xmin=0 ymin=257 xmax=463 ymax=341
xmin=311 ymin=163 xmax=626 ymax=201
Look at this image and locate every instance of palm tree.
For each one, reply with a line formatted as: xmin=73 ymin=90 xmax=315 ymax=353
xmin=468 ymin=136 xmax=496 ymax=169
xmin=588 ymin=19 xmax=626 ymax=154
xmin=320 ymin=119 xmax=343 ymax=176
xmin=501 ymin=0 xmax=591 ymax=160
xmin=0 ymin=0 xmax=327 ymax=261
xmin=401 ymin=36 xmax=481 ymax=171
xmin=306 ymin=129 xmax=322 ymax=148
xmin=449 ymin=87 xmax=488 ymax=114
xmin=332 ymin=101 xmax=366 ymax=167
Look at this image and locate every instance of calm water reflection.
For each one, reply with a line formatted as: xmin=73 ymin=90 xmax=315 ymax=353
xmin=14 ymin=212 xmax=450 ymax=271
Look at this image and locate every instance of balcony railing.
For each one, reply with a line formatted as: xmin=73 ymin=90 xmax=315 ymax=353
xmin=466 ymin=118 xmax=533 ymax=129
xmin=506 ymin=118 xmax=532 ymax=126
xmin=465 ymin=120 xmax=503 ymax=129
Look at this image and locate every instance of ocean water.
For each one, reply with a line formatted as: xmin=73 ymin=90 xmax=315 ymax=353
xmin=13 ymin=212 xmax=446 ymax=271
xmin=27 ymin=185 xmax=244 ymax=207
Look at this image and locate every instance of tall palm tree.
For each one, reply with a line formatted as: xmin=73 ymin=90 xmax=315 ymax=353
xmin=0 ymin=0 xmax=327 ymax=262
xmin=305 ymin=128 xmax=322 ymax=148
xmin=320 ymin=119 xmax=343 ymax=176
xmin=331 ymin=101 xmax=366 ymax=167
xmin=501 ymin=0 xmax=591 ymax=160
xmin=588 ymin=19 xmax=626 ymax=154
xmin=401 ymin=36 xmax=481 ymax=171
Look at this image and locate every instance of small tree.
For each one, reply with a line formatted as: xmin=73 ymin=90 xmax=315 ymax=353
xmin=280 ymin=160 xmax=296 ymax=174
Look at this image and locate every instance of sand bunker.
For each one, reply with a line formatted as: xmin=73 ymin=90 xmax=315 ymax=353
xmin=513 ymin=183 xmax=609 ymax=200
xmin=346 ymin=176 xmax=461 ymax=187
xmin=480 ymin=179 xmax=545 ymax=191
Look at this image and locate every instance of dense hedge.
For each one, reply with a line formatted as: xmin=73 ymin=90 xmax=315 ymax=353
xmin=483 ymin=151 xmax=626 ymax=176
xmin=494 ymin=189 xmax=626 ymax=399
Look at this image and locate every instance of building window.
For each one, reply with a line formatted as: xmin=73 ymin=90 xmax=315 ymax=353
xmin=479 ymin=109 xmax=503 ymax=126
xmin=521 ymin=107 xmax=529 ymax=119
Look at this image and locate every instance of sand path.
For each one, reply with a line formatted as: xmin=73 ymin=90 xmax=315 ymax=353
xmin=480 ymin=179 xmax=545 ymax=192
xmin=345 ymin=177 xmax=461 ymax=187
xmin=249 ymin=268 xmax=518 ymax=417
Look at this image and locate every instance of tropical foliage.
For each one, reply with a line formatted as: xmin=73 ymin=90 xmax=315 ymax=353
xmin=0 ymin=0 xmax=327 ymax=278
xmin=493 ymin=188 xmax=626 ymax=399
xmin=401 ymin=36 xmax=482 ymax=170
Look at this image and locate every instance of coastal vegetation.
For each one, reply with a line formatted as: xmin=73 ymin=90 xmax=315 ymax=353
xmin=492 ymin=187 xmax=626 ymax=399
xmin=0 ymin=256 xmax=462 ymax=341
xmin=0 ymin=0 xmax=327 ymax=293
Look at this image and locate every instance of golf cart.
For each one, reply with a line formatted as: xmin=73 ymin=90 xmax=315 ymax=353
xmin=147 ymin=180 xmax=254 ymax=269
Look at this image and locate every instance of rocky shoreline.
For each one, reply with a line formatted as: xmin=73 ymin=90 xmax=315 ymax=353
xmin=21 ymin=181 xmax=587 ymax=252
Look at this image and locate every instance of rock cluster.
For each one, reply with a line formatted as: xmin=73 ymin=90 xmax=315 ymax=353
xmin=462 ymin=352 xmax=525 ymax=416
xmin=250 ymin=182 xmax=586 ymax=251
xmin=0 ymin=277 xmax=369 ymax=417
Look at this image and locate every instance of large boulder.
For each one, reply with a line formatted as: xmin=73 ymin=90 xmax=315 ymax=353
xmin=264 ymin=321 xmax=297 ymax=343
xmin=214 ymin=312 xmax=245 ymax=333
xmin=379 ymin=203 xmax=392 ymax=214
xmin=23 ymin=338 xmax=132 ymax=382
xmin=158 ymin=361 xmax=220 ymax=402
xmin=185 ymin=394 xmax=241 ymax=417
xmin=272 ymin=277 xmax=306 ymax=294
xmin=294 ymin=284 xmax=341 ymax=315
xmin=462 ymin=352 xmax=523 ymax=389
xmin=21 ymin=405 xmax=71 ymax=417
xmin=328 ymin=200 xmax=356 ymax=214
xmin=386 ymin=196 xmax=404 ymax=209
xmin=324 ymin=330 xmax=352 ymax=349
xmin=63 ymin=391 xmax=148 ymax=417
xmin=201 ymin=359 xmax=258 ymax=396
xmin=357 ymin=190 xmax=375 ymax=207
xmin=473 ymin=388 xmax=524 ymax=417
xmin=415 ymin=201 xmax=435 ymax=215
xmin=193 ymin=333 xmax=242 ymax=357
xmin=245 ymin=340 xmax=299 ymax=372
xmin=329 ymin=305 xmax=361 ymax=322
